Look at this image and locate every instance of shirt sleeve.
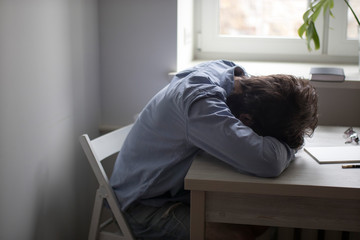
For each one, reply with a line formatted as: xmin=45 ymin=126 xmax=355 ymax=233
xmin=186 ymin=96 xmax=295 ymax=177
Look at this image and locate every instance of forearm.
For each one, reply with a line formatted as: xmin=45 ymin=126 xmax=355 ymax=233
xmin=187 ymin=98 xmax=295 ymax=177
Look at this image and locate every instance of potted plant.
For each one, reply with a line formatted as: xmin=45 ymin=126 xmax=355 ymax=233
xmin=298 ymin=0 xmax=360 ymax=51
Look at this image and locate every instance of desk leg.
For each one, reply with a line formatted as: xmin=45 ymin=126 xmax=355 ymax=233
xmin=190 ymin=190 xmax=205 ymax=240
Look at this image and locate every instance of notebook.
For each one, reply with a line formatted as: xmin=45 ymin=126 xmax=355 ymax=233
xmin=304 ymin=146 xmax=360 ymax=164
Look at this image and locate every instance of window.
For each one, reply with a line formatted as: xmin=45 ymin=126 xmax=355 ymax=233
xmin=219 ymin=0 xmax=305 ymax=38
xmin=196 ymin=0 xmax=358 ymax=62
xmin=347 ymin=0 xmax=360 ymax=39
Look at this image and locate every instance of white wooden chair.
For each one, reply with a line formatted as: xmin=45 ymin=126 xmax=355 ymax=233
xmin=79 ymin=124 xmax=135 ymax=240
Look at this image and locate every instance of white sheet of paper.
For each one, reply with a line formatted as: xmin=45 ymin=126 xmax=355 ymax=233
xmin=304 ymin=146 xmax=360 ymax=164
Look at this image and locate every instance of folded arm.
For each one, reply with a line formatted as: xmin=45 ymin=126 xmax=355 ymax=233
xmin=186 ymin=97 xmax=295 ymax=177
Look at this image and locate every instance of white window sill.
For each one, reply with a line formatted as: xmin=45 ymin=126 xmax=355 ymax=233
xmin=172 ymin=60 xmax=360 ymax=90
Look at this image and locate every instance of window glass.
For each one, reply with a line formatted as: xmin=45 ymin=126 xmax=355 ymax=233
xmin=347 ymin=0 xmax=360 ymax=39
xmin=219 ymin=0 xmax=307 ymax=38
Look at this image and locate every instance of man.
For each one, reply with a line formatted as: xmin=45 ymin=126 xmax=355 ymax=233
xmin=110 ymin=60 xmax=318 ymax=239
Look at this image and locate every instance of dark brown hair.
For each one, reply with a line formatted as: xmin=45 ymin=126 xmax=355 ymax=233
xmin=226 ymin=74 xmax=318 ymax=149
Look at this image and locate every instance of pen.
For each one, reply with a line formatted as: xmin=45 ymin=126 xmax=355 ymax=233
xmin=342 ymin=164 xmax=360 ymax=169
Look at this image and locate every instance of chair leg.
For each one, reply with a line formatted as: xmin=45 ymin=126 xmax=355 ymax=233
xmin=106 ymin=195 xmax=135 ymax=239
xmin=89 ymin=189 xmax=105 ymax=240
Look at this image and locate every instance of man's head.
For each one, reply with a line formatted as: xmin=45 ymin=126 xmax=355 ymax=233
xmin=227 ymin=74 xmax=318 ymax=149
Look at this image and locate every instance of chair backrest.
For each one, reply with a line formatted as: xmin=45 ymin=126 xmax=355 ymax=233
xmin=80 ymin=124 xmax=133 ymax=188
xmin=79 ymin=124 xmax=134 ymax=240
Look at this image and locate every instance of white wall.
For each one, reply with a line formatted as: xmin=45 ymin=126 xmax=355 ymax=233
xmin=0 ymin=0 xmax=100 ymax=239
xmin=99 ymin=0 xmax=178 ymax=127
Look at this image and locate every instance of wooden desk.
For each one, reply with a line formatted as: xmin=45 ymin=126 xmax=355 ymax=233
xmin=184 ymin=126 xmax=360 ymax=239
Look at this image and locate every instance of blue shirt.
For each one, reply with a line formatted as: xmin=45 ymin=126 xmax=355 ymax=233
xmin=110 ymin=60 xmax=295 ymax=210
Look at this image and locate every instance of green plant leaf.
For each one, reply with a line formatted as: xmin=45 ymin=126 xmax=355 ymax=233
xmin=302 ymin=8 xmax=313 ymax=22
xmin=305 ymin=21 xmax=314 ymax=51
xmin=298 ymin=23 xmax=307 ymax=38
xmin=305 ymin=21 xmax=320 ymax=51
xmin=312 ymin=24 xmax=320 ymax=50
xmin=298 ymin=0 xmax=335 ymax=52
xmin=311 ymin=3 xmax=323 ymax=21
xmin=299 ymin=0 xmax=358 ymax=52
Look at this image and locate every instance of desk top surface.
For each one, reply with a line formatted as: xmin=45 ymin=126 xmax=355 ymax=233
xmin=185 ymin=126 xmax=360 ymax=200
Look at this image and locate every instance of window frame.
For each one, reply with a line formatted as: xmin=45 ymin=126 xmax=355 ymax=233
xmin=195 ymin=0 xmax=357 ymax=63
xmin=328 ymin=0 xmax=358 ymax=56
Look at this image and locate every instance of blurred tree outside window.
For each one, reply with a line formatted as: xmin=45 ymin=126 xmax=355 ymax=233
xmin=347 ymin=0 xmax=360 ymax=39
xmin=219 ymin=0 xmax=306 ymax=38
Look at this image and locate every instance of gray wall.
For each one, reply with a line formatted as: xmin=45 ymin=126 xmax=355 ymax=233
xmin=99 ymin=0 xmax=177 ymax=127
xmin=0 ymin=0 xmax=100 ymax=239
xmin=0 ymin=0 xmax=178 ymax=239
